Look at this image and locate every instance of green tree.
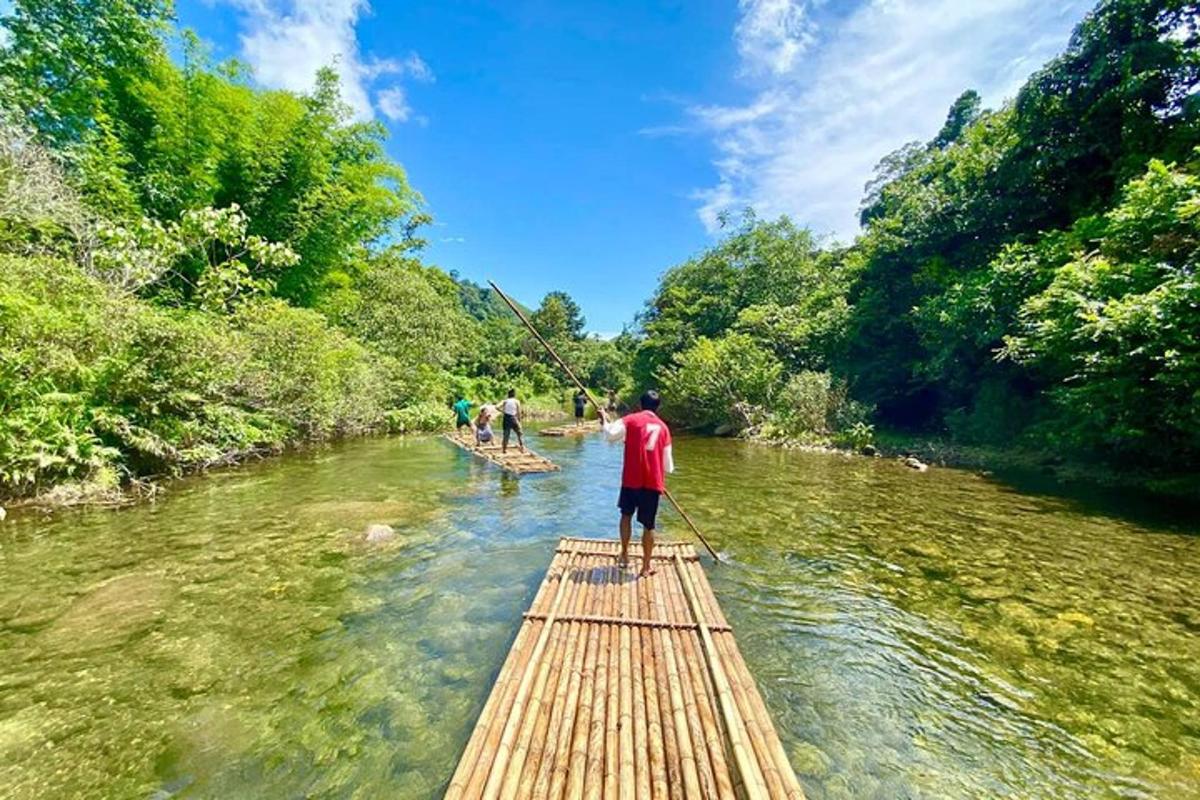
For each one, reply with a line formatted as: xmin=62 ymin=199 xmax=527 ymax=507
xmin=530 ymin=290 xmax=586 ymax=341
xmin=932 ymin=89 xmax=982 ymax=149
xmin=1002 ymin=157 xmax=1200 ymax=461
xmin=0 ymin=0 xmax=171 ymax=148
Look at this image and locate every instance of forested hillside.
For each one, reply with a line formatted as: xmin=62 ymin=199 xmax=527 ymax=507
xmin=3 ymin=0 xmax=1197 ymax=503
xmin=0 ymin=0 xmax=618 ymax=503
xmin=638 ymin=0 xmax=1200 ymax=479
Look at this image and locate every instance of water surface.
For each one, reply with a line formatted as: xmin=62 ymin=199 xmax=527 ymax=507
xmin=1 ymin=433 xmax=1197 ymax=798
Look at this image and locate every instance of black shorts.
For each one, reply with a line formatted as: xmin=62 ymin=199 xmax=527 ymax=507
xmin=502 ymin=413 xmax=521 ymax=433
xmin=574 ymin=405 xmax=585 ymax=418
xmin=618 ymin=487 xmax=661 ymax=529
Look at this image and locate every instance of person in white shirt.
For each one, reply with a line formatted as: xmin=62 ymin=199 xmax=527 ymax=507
xmin=500 ymin=389 xmax=525 ymax=453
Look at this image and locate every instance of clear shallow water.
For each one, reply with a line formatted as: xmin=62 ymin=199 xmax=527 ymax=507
xmin=1 ymin=432 xmax=1198 ymax=799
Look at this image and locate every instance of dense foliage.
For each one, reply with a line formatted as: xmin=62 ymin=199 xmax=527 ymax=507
xmin=3 ymin=0 xmax=1198 ymax=499
xmin=637 ymin=0 xmax=1200 ymax=470
xmin=0 ymin=1 xmax=624 ymax=501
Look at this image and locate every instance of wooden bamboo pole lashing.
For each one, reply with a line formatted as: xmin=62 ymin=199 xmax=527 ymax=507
xmin=673 ymin=553 xmax=771 ymax=800
xmin=448 ymin=539 xmax=804 ymax=799
xmin=534 ymin=545 xmax=594 ymax=800
xmin=479 ymin=553 xmax=577 ymax=800
xmin=488 ymin=280 xmax=723 ymax=563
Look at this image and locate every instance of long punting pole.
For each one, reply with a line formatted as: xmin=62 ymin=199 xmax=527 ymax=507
xmin=488 ymin=280 xmax=723 ymax=563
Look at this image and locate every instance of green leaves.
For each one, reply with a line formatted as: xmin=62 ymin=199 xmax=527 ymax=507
xmin=1000 ymin=157 xmax=1200 ymax=460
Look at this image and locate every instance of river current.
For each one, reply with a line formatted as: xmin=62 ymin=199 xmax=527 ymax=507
xmin=1 ymin=432 xmax=1197 ymax=798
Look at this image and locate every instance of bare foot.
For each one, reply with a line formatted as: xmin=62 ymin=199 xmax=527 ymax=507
xmin=639 ymin=566 xmax=657 ymax=578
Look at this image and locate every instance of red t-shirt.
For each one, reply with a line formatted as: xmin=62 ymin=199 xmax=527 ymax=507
xmin=620 ymin=410 xmax=672 ymax=491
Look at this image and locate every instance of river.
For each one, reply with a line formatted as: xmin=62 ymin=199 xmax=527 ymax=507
xmin=1 ymin=432 xmax=1197 ymax=799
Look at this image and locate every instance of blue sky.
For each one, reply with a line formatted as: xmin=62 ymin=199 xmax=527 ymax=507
xmin=177 ymin=0 xmax=1095 ymax=335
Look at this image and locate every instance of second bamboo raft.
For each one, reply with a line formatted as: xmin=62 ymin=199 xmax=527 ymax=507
xmin=538 ymin=420 xmax=602 ymax=437
xmin=444 ymin=430 xmax=561 ymax=474
xmin=446 ymin=537 xmax=805 ymax=799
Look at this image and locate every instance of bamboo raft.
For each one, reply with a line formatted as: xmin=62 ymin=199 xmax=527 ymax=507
xmin=538 ymin=421 xmax=602 ymax=437
xmin=445 ymin=431 xmax=561 ymax=474
xmin=446 ymin=537 xmax=805 ymax=800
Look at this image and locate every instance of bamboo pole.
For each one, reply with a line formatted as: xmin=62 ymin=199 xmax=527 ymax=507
xmin=672 ymin=554 xmax=769 ymax=800
xmin=618 ymin=570 xmax=637 ymax=800
xmin=526 ymin=546 xmax=594 ymax=799
xmin=562 ymin=559 xmax=604 ymax=800
xmin=663 ymin=560 xmax=724 ymax=799
xmin=581 ymin=563 xmax=616 ymax=800
xmin=480 ymin=553 xmax=577 ymax=800
xmin=639 ymin=573 xmax=670 ymax=800
xmin=449 ymin=549 xmax=573 ymax=799
xmin=536 ymin=545 xmax=597 ymax=800
xmin=685 ymin=554 xmax=804 ymax=799
xmin=650 ymin=568 xmax=703 ymax=799
xmin=664 ymin=561 xmax=737 ymax=800
xmin=488 ymin=280 xmax=722 ymax=563
xmin=604 ymin=569 xmax=623 ymax=800
xmin=627 ymin=562 xmax=651 ymax=800
xmin=500 ymin=554 xmax=587 ymax=797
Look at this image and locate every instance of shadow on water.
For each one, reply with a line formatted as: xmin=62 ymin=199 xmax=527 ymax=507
xmin=0 ymin=431 xmax=1197 ymax=799
xmin=967 ymin=463 xmax=1200 ymax=537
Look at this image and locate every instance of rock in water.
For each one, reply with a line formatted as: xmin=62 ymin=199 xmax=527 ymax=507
xmin=903 ymin=456 xmax=929 ymax=472
xmin=365 ymin=524 xmax=396 ymax=544
xmin=40 ymin=574 xmax=173 ymax=654
xmin=861 ymin=444 xmax=878 ymax=457
xmin=0 ymin=506 xmax=6 ymax=521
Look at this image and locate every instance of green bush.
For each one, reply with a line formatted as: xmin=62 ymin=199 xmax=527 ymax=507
xmin=385 ymin=402 xmax=452 ymax=434
xmin=1002 ymin=159 xmax=1200 ymax=463
xmin=0 ymin=257 xmax=402 ymax=499
xmin=233 ymin=299 xmax=391 ymax=438
xmin=759 ymin=371 xmax=873 ymax=444
xmin=658 ymin=333 xmax=782 ymax=430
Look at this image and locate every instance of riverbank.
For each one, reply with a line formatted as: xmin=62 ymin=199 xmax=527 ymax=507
xmin=0 ymin=402 xmax=573 ymax=514
xmin=744 ymin=427 xmax=1200 ymax=506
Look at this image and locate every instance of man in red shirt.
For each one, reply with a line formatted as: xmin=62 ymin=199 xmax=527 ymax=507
xmin=598 ymin=390 xmax=674 ymax=577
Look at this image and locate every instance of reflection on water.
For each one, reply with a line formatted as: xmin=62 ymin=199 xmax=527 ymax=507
xmin=0 ymin=434 xmax=1197 ymax=798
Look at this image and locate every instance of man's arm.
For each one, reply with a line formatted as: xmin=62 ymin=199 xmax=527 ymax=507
xmin=663 ymin=444 xmax=674 ymax=474
xmin=598 ymin=409 xmax=626 ymax=442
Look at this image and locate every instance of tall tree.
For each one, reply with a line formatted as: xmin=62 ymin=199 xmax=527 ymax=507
xmin=0 ymin=0 xmax=172 ymax=147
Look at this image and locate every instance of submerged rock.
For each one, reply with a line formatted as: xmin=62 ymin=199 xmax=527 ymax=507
xmin=789 ymin=741 xmax=833 ymax=778
xmin=39 ymin=573 xmax=174 ymax=654
xmin=364 ymin=524 xmax=396 ymax=544
xmin=860 ymin=444 xmax=878 ymax=457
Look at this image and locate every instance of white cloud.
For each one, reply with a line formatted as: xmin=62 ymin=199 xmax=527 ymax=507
xmin=399 ymin=52 xmax=435 ymax=83
xmin=376 ymin=86 xmax=412 ymax=122
xmin=221 ymin=0 xmax=432 ymax=122
xmin=735 ymin=0 xmax=817 ymax=76
xmin=692 ymin=0 xmax=1094 ymax=238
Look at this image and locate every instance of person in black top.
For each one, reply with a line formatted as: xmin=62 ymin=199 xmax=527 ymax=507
xmin=573 ymin=390 xmax=587 ymax=426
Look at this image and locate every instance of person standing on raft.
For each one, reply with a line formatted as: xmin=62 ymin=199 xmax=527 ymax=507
xmin=598 ymin=389 xmax=674 ymax=577
xmin=452 ymin=396 xmax=472 ymax=433
xmin=500 ymin=389 xmax=525 ymax=454
xmin=573 ymin=389 xmax=587 ymax=427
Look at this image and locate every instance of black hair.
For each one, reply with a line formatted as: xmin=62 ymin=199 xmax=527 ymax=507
xmin=639 ymin=389 xmax=661 ymax=411
xmin=507 ymin=388 xmax=516 ymax=397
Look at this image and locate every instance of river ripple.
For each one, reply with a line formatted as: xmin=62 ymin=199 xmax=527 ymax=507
xmin=0 ymin=433 xmax=1197 ymax=798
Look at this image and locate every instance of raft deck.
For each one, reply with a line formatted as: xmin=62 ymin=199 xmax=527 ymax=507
xmin=446 ymin=537 xmax=805 ymax=800
xmin=444 ymin=431 xmax=561 ymax=474
xmin=538 ymin=420 xmax=602 ymax=437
